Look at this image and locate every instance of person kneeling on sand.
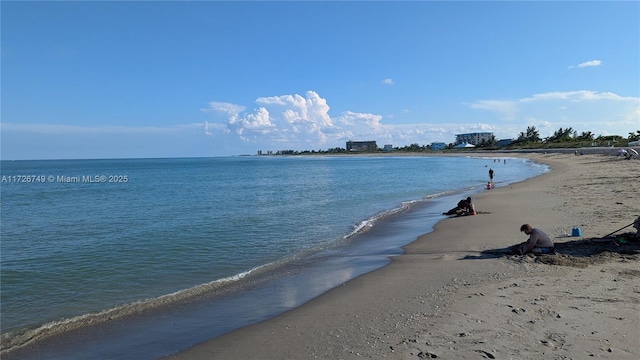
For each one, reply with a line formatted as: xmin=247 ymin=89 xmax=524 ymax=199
xmin=443 ymin=197 xmax=476 ymax=216
xmin=517 ymin=224 xmax=555 ymax=255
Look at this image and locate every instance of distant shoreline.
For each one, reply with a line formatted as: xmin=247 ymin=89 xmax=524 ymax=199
xmin=2 ymin=145 xmax=637 ymax=162
xmin=256 ymin=146 xmax=631 ymax=157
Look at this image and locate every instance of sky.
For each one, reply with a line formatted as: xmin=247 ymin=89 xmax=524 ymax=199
xmin=1 ymin=1 xmax=639 ymax=160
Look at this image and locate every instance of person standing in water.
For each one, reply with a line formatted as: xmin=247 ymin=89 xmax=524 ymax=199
xmin=489 ymin=168 xmax=494 ymax=184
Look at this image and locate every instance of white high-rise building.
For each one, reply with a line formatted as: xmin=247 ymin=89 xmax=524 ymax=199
xmin=455 ymin=132 xmax=494 ymax=145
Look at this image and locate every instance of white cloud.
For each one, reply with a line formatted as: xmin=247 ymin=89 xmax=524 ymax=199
xmin=521 ymin=90 xmax=631 ymax=102
xmin=382 ymin=78 xmax=395 ymax=85
xmin=5 ymin=88 xmax=637 ymax=160
xmin=336 ymin=111 xmax=383 ymax=129
xmin=568 ymin=59 xmax=602 ymax=69
xmin=203 ymin=91 xmax=526 ymax=147
xmin=256 ymin=91 xmax=334 ymax=128
xmin=238 ymin=107 xmax=273 ymax=131
xmin=203 ymin=101 xmax=245 ymax=115
xmin=471 ymin=90 xmax=639 ymax=119
xmin=199 ymin=89 xmax=639 ymax=150
xmin=470 ymin=90 xmax=640 ymax=139
xmin=205 ymin=91 xmax=340 ymax=147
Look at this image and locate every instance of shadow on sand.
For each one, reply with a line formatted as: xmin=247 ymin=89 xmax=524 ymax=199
xmin=462 ymin=233 xmax=640 ymax=268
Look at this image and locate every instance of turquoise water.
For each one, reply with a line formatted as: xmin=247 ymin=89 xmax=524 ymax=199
xmin=0 ymin=155 xmax=547 ymax=358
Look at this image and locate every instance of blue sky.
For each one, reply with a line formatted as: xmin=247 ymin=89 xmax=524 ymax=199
xmin=2 ymin=1 xmax=639 ymax=160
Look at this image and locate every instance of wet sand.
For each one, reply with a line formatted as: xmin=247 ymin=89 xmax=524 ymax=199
xmin=167 ymin=152 xmax=639 ymax=359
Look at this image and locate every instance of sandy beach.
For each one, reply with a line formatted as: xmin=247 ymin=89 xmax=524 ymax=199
xmin=167 ymin=152 xmax=639 ymax=359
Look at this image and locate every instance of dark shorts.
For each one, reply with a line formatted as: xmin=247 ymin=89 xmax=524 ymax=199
xmin=538 ymin=247 xmax=555 ymax=254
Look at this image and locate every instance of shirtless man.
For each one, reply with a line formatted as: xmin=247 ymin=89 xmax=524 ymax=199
xmin=517 ymin=224 xmax=555 ymax=255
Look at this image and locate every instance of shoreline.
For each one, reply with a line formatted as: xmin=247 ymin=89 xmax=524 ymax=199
xmin=1 ymin=156 xmax=542 ymax=358
xmin=167 ymin=152 xmax=639 ymax=359
xmin=0 ymin=156 xmax=544 ymax=359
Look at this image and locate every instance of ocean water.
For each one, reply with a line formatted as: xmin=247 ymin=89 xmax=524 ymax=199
xmin=0 ymin=155 xmax=547 ymax=359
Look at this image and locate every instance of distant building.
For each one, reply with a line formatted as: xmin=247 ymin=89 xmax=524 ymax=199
xmin=455 ymin=132 xmax=494 ymax=146
xmin=383 ymin=144 xmax=394 ymax=152
xmin=431 ymin=142 xmax=446 ymax=150
xmin=346 ymin=140 xmax=378 ymax=152
xmin=454 ymin=142 xmax=475 ymax=148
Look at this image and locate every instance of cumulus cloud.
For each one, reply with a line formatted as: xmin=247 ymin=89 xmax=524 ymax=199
xmin=204 ymin=91 xmax=341 ymax=146
xmin=568 ymin=60 xmax=602 ymax=69
xmin=201 ymin=88 xmax=639 ymax=151
xmin=203 ymin=91 xmax=455 ymax=149
xmin=257 ymin=91 xmax=333 ymax=128
xmin=382 ymin=78 xmax=395 ymax=85
xmin=6 ymin=86 xmax=637 ymax=158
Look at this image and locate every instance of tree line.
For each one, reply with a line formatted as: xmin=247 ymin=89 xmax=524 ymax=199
xmin=394 ymin=127 xmax=639 ymax=152
xmin=268 ymin=127 xmax=640 ymax=155
xmin=513 ymin=126 xmax=640 ymax=147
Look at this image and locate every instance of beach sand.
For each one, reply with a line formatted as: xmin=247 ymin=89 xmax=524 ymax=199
xmin=166 ymin=153 xmax=639 ymax=359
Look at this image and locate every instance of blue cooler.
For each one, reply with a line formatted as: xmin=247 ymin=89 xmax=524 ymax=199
xmin=571 ymin=227 xmax=582 ymax=237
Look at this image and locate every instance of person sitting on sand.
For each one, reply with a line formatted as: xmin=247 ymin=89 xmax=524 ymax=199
xmin=517 ymin=224 xmax=555 ymax=255
xmin=443 ymin=197 xmax=476 ymax=216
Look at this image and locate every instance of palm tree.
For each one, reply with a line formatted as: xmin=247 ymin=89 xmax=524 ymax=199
xmin=518 ymin=126 xmax=541 ymax=143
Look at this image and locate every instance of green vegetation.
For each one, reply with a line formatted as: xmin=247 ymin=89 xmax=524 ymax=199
xmin=506 ymin=126 xmax=636 ymax=150
xmin=267 ymin=127 xmax=640 ymax=155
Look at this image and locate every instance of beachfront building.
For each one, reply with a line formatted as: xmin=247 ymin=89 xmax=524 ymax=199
xmin=455 ymin=132 xmax=494 ymax=146
xmin=383 ymin=144 xmax=394 ymax=152
xmin=454 ymin=142 xmax=475 ymax=148
xmin=346 ymin=140 xmax=378 ymax=152
xmin=431 ymin=142 xmax=446 ymax=150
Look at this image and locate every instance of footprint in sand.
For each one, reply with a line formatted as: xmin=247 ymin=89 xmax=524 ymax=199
xmin=474 ymin=349 xmax=496 ymax=359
